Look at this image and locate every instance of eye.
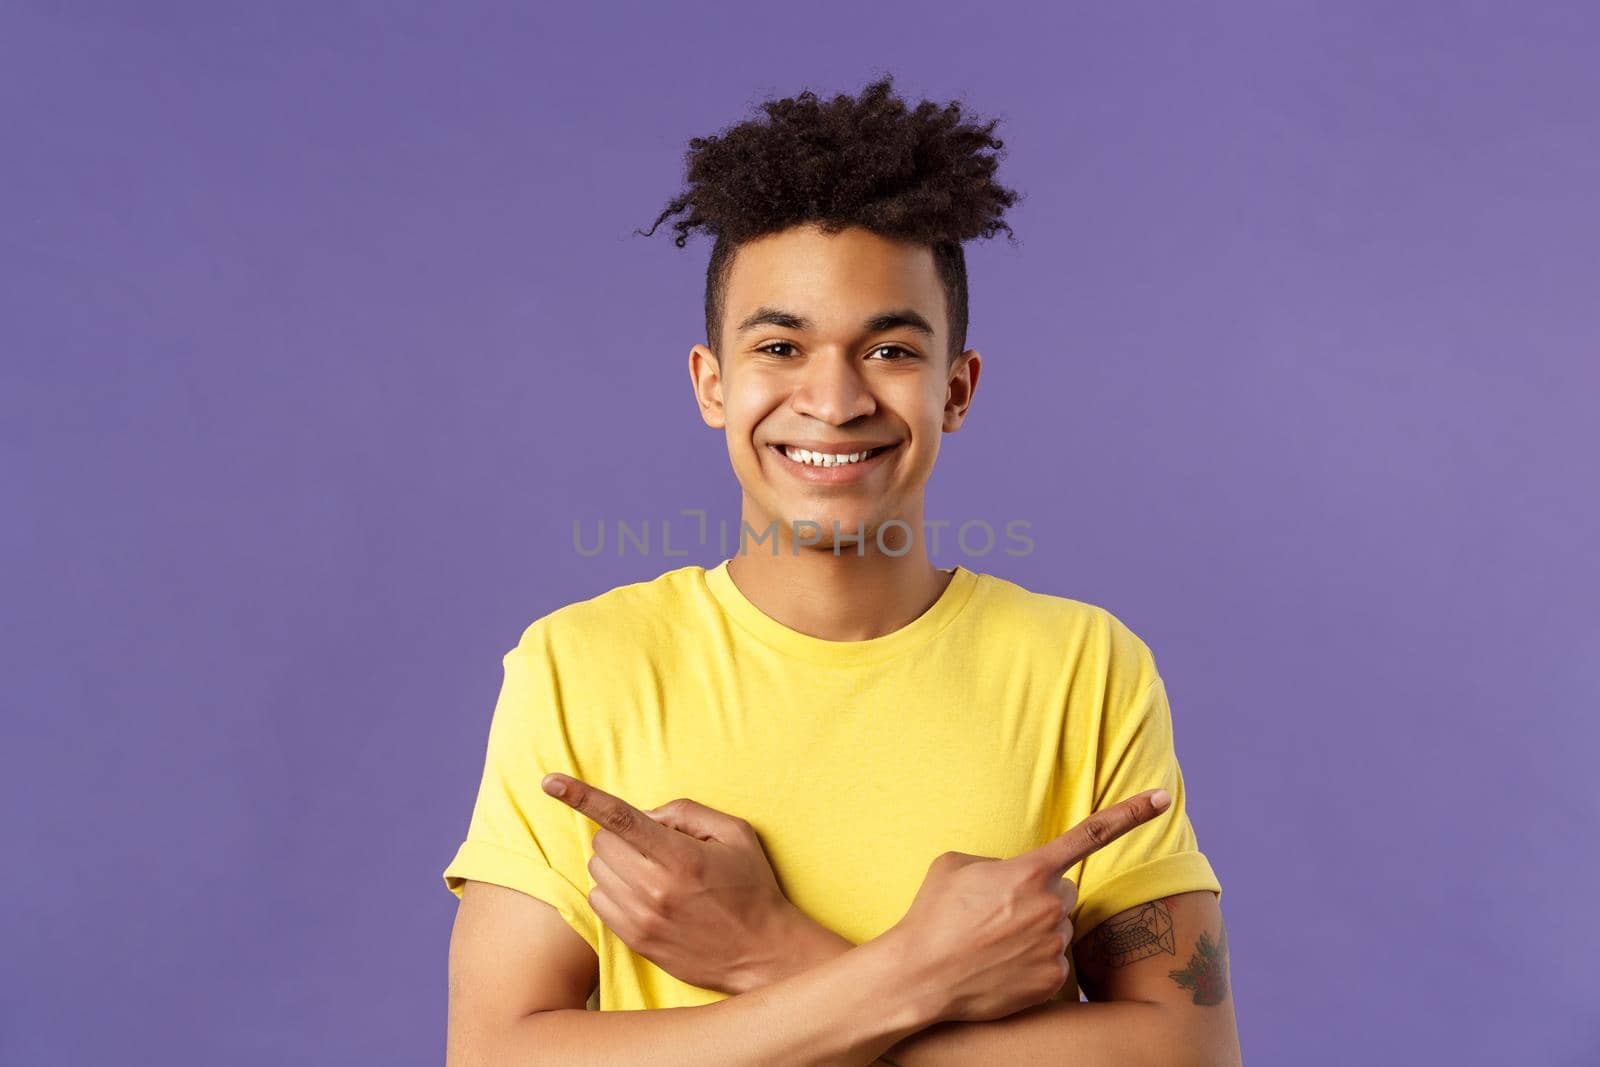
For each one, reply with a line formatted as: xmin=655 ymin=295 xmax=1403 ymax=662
xmin=754 ymin=342 xmax=919 ymax=361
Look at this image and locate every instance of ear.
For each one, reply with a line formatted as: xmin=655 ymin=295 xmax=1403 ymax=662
xmin=689 ymin=344 xmax=727 ymax=429
xmin=942 ymin=349 xmax=981 ymax=432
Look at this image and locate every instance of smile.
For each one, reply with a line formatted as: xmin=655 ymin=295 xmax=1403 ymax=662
xmin=768 ymin=442 xmax=899 ymax=482
xmin=780 ymin=444 xmax=893 ymax=467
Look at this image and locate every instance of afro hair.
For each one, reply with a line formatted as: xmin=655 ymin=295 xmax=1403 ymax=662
xmin=635 ymin=73 xmax=1023 ymax=366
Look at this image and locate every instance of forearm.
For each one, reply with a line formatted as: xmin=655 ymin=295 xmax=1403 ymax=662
xmin=871 ymin=1000 xmax=1207 ymax=1067
xmin=778 ymin=923 xmax=1213 ymax=1067
xmin=499 ymin=932 xmax=937 ymax=1067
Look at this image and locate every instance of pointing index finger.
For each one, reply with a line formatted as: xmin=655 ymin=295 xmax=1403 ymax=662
xmin=543 ymin=773 xmax=668 ymax=858
xmin=1023 ymin=788 xmax=1172 ymax=877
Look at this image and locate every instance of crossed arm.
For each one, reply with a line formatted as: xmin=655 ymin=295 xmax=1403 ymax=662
xmin=449 ymin=882 xmax=1237 ymax=1066
xmin=775 ymin=889 xmax=1239 ymax=1067
xmin=448 ymin=774 xmax=1239 ymax=1064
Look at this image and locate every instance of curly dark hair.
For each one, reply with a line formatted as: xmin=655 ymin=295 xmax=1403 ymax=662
xmin=635 ymin=73 xmax=1023 ymax=367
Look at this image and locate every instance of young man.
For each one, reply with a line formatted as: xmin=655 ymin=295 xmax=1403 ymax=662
xmin=442 ymin=76 xmax=1240 ymax=1065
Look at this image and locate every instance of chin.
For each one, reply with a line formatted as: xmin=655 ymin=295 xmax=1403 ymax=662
xmin=803 ymin=511 xmax=900 ymax=543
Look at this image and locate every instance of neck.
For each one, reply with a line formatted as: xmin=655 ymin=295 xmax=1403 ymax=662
xmin=724 ymin=500 xmax=953 ymax=642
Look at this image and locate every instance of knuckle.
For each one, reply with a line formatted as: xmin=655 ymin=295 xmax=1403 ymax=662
xmin=1083 ymin=817 xmax=1111 ymax=849
xmin=602 ymin=806 xmax=635 ymax=835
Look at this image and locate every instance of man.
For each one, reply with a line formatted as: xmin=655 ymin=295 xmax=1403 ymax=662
xmin=442 ymin=75 xmax=1240 ymax=1065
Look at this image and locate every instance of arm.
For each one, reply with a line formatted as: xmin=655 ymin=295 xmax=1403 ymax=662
xmin=1074 ymin=891 xmax=1239 ymax=1064
xmin=758 ymin=890 xmax=1239 ymax=1067
xmin=494 ymin=775 xmax=1206 ymax=1064
xmin=447 ymin=878 xmax=942 ymax=1067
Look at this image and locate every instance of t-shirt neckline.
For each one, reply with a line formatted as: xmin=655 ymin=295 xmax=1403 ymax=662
xmin=701 ymin=558 xmax=981 ymax=666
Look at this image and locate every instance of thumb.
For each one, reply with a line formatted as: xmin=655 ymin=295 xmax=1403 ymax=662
xmin=645 ymin=798 xmax=740 ymax=842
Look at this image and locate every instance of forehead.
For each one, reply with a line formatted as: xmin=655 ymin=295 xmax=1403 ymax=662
xmin=723 ymin=225 xmax=944 ymax=333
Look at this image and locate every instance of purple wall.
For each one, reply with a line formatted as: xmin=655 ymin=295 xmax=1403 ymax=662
xmin=5 ymin=3 xmax=1596 ymax=1063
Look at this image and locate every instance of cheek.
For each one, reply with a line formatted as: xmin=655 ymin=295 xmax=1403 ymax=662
xmin=903 ymin=399 xmax=946 ymax=451
xmin=725 ymin=391 xmax=785 ymax=444
xmin=719 ymin=404 xmax=768 ymax=471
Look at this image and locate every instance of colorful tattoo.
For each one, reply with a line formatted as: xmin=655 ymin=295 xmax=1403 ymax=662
xmin=1168 ymin=925 xmax=1230 ymax=1005
xmin=1088 ymin=897 xmax=1177 ymax=966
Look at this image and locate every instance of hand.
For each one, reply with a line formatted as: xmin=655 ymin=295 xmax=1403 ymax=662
xmin=541 ymin=772 xmax=798 ymax=995
xmin=887 ymin=788 xmax=1173 ymax=1024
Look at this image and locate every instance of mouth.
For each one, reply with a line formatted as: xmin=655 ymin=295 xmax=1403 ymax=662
xmin=766 ymin=441 xmax=901 ymax=481
xmin=769 ymin=442 xmax=899 ymax=466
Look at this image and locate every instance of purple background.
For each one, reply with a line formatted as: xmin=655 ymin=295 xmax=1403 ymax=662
xmin=5 ymin=3 xmax=1597 ymax=1063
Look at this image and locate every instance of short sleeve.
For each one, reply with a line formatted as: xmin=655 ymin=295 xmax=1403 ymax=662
xmin=442 ymin=639 xmax=601 ymax=956
xmin=1068 ymin=673 xmax=1222 ymax=944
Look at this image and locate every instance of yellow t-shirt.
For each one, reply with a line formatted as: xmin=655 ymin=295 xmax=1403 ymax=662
xmin=442 ymin=560 xmax=1221 ymax=1011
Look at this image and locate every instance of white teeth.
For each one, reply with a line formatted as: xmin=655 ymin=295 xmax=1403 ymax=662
xmin=782 ymin=445 xmax=880 ymax=467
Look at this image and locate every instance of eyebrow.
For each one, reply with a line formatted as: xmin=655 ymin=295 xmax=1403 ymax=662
xmin=733 ymin=305 xmax=936 ymax=340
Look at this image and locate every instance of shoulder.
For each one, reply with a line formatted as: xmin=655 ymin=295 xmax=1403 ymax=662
xmin=972 ymin=571 xmax=1158 ymax=681
xmin=509 ymin=564 xmax=709 ymax=662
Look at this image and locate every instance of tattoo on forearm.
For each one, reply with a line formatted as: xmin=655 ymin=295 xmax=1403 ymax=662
xmin=1168 ymin=924 xmax=1230 ymax=1005
xmin=1087 ymin=897 xmax=1177 ymax=966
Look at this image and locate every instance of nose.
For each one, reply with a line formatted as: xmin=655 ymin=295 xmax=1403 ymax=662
xmin=789 ymin=352 xmax=877 ymax=426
